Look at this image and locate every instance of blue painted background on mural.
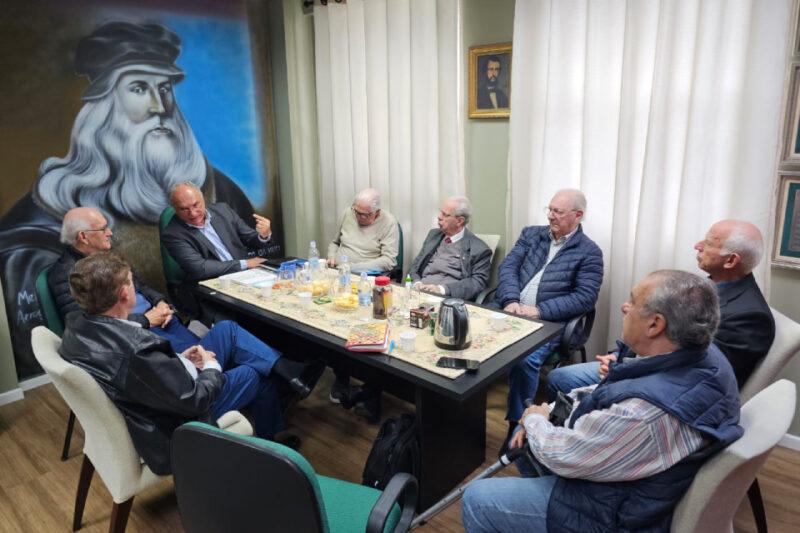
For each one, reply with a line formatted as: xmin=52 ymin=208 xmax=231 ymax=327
xmin=160 ymin=15 xmax=266 ymax=207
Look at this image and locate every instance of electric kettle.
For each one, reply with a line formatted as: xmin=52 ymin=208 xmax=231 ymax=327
xmin=434 ymin=298 xmax=472 ymax=350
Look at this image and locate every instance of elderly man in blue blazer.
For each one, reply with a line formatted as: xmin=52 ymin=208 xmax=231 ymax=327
xmin=409 ymin=196 xmax=492 ymax=301
xmin=496 ymin=189 xmax=603 ymax=448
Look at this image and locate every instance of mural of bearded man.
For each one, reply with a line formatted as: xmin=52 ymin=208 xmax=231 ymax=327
xmin=0 ymin=21 xmax=273 ymax=377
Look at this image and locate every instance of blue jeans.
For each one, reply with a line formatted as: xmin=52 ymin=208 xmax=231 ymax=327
xmin=151 ymin=318 xmax=200 ymax=354
xmin=507 ymin=339 xmax=557 ymax=421
xmin=210 ymin=365 xmax=283 ymax=438
xmin=198 ymin=321 xmax=281 ymax=379
xmin=461 ymin=475 xmax=557 ymax=532
xmin=545 ymin=362 xmax=601 ymax=401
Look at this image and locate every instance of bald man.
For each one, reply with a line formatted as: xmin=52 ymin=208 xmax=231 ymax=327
xmin=162 ymin=182 xmax=274 ymax=282
xmin=548 ymin=219 xmax=775 ymax=398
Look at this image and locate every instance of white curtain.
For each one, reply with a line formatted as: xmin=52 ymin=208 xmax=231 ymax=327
xmin=509 ymin=0 xmax=791 ymax=353
xmin=312 ymin=0 xmax=465 ymax=271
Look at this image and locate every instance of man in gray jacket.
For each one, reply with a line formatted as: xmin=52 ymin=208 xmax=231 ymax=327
xmin=409 ymin=196 xmax=492 ymax=301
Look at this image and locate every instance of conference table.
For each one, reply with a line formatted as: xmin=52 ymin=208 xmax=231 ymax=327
xmin=194 ymin=281 xmax=561 ymax=509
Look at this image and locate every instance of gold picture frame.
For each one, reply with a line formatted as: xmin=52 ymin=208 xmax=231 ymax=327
xmin=468 ymin=43 xmax=512 ymax=119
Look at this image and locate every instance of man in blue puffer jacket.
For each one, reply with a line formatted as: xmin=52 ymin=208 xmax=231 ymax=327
xmin=495 ymin=189 xmax=603 ymax=444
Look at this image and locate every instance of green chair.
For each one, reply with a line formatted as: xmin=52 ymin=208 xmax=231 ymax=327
xmin=171 ymin=422 xmax=417 ymax=533
xmin=158 ymin=206 xmax=186 ymax=286
xmin=35 ymin=265 xmax=75 ymax=461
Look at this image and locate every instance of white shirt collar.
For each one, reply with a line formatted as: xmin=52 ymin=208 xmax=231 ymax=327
xmin=445 ymin=227 xmax=466 ymax=244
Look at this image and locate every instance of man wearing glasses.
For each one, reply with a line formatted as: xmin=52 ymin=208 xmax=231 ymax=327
xmin=408 ymin=196 xmax=491 ymax=301
xmin=326 ymin=188 xmax=399 ymax=274
xmin=495 ymin=188 xmax=603 ymax=452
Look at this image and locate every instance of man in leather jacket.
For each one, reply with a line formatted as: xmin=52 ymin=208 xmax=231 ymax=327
xmin=58 ymin=252 xmax=286 ymax=474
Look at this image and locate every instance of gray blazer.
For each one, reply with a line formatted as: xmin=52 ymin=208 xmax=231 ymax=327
xmin=409 ymin=228 xmax=491 ymax=301
xmin=162 ymin=203 xmax=267 ymax=281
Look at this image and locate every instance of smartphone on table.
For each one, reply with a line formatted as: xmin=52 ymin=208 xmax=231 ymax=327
xmin=436 ymin=356 xmax=479 ymax=373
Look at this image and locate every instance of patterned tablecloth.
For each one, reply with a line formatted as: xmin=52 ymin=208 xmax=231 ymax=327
xmin=200 ymin=278 xmax=543 ymax=379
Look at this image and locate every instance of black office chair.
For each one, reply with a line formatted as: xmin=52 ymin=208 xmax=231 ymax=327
xmin=171 ymin=422 xmax=418 ymax=533
xmin=35 ymin=265 xmax=78 ymax=462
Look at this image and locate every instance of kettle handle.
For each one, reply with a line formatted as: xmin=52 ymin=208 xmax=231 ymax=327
xmin=453 ymin=305 xmax=465 ymax=345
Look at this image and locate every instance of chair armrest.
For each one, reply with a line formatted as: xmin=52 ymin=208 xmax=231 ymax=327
xmin=556 ymin=308 xmax=596 ymax=359
xmin=366 ymin=473 xmax=418 ymax=533
xmin=216 ymin=411 xmax=253 ymax=436
xmin=475 ymin=286 xmax=497 ymax=306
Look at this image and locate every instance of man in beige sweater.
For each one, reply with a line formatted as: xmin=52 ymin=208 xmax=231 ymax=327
xmin=327 ymin=188 xmax=399 ymax=273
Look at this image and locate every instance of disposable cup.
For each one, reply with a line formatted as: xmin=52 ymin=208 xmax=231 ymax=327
xmin=297 ymin=291 xmax=312 ymax=308
xmin=490 ymin=312 xmax=507 ymax=332
xmin=219 ymin=278 xmax=232 ymax=290
xmin=399 ymin=331 xmax=417 ymax=352
xmin=261 ymin=284 xmax=273 ymax=298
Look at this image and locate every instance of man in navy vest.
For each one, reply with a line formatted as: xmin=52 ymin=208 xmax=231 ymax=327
xmin=547 ymin=219 xmax=775 ymax=398
xmin=462 ymin=270 xmax=742 ymax=532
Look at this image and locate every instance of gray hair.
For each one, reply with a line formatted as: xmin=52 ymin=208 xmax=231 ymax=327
xmin=641 ymin=270 xmax=719 ymax=350
xmin=448 ymin=196 xmax=472 ymax=224
xmin=555 ymin=188 xmax=587 ymax=212
xmin=354 ymin=188 xmax=381 ymax=212
xmin=60 ymin=214 xmax=94 ymax=246
xmin=169 ymin=181 xmax=202 ymax=203
xmin=720 ymin=222 xmax=763 ymax=273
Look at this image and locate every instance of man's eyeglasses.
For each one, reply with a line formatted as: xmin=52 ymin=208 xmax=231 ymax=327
xmin=544 ymin=207 xmax=578 ymax=218
xmin=352 ymin=207 xmax=376 ymax=218
xmin=83 ymin=226 xmax=112 ymax=233
xmin=439 ymin=211 xmax=458 ymax=219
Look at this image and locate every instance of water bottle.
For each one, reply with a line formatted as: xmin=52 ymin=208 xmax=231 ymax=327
xmin=338 ymin=254 xmax=351 ymax=287
xmin=403 ymin=274 xmax=414 ymax=318
xmin=308 ymin=241 xmax=320 ymax=271
xmin=358 ymin=272 xmax=372 ymax=322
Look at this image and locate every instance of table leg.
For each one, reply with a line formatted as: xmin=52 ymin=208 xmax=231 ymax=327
xmin=415 ymin=387 xmax=487 ymax=510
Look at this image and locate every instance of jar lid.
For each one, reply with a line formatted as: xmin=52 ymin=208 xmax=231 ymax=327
xmin=375 ymin=276 xmax=391 ymax=286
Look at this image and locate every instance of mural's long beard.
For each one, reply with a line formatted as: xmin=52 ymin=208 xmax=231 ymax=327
xmin=35 ymin=98 xmax=206 ymax=224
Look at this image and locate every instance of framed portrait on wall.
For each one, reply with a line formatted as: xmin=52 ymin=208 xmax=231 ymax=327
xmin=468 ymin=43 xmax=512 ymax=119
xmin=773 ymin=172 xmax=800 ymax=268
xmin=781 ymin=63 xmax=800 ymax=163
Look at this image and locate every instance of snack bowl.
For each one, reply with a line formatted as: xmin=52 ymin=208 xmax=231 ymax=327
xmin=333 ymin=293 xmax=359 ymax=312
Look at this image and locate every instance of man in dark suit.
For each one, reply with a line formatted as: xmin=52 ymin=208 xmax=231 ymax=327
xmin=547 ymin=219 xmax=775 ymax=396
xmin=162 ymin=182 xmax=274 ymax=282
xmin=476 ymin=55 xmax=509 ymax=110
xmin=409 ymin=196 xmax=491 ymax=301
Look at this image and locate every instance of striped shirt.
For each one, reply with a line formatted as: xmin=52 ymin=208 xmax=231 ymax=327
xmin=523 ymin=385 xmax=708 ymax=482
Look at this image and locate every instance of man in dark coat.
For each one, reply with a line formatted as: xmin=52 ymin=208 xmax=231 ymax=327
xmin=547 ymin=219 xmax=775 ymax=397
xmin=409 ymin=196 xmax=491 ymax=301
xmin=476 ymin=55 xmax=509 ymax=109
xmin=59 ymin=252 xmax=285 ymax=474
xmin=496 ymin=189 xmax=603 ymax=432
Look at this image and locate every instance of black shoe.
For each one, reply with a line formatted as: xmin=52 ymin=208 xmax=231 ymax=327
xmin=288 ymin=359 xmax=326 ymax=399
xmin=275 ymin=434 xmax=302 ymax=450
xmin=329 ymin=377 xmax=350 ymax=404
xmin=353 ymin=392 xmax=382 ymax=424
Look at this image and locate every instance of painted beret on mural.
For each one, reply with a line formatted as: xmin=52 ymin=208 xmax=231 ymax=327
xmin=76 ymin=22 xmax=185 ymax=100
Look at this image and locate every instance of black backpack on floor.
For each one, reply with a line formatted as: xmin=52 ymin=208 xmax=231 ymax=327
xmin=362 ymin=413 xmax=420 ymax=490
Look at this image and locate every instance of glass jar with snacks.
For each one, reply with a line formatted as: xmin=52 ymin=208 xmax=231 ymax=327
xmin=372 ymin=276 xmax=392 ymax=320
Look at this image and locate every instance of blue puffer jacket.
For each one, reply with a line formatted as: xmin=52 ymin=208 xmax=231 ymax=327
xmin=495 ymin=225 xmax=603 ymax=321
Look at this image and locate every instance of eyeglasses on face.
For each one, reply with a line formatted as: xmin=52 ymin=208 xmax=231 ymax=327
xmin=83 ymin=226 xmax=112 ymax=233
xmin=352 ymin=206 xmax=376 ymax=218
xmin=543 ymin=207 xmax=578 ymax=218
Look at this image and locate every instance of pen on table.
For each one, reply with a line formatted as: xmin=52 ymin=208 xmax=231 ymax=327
xmin=387 ymin=340 xmax=395 ymax=354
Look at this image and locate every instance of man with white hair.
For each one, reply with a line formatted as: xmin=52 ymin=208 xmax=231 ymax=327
xmin=327 ymin=188 xmax=399 ymax=273
xmin=495 ymin=189 xmax=603 ymax=451
xmin=0 ymin=21 xmax=259 ymax=377
xmin=408 ymin=196 xmax=491 ymax=301
xmin=547 ymin=219 xmax=775 ymax=397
